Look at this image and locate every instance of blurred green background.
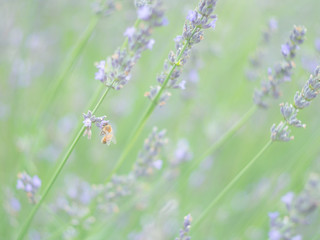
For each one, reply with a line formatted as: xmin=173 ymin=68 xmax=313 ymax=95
xmin=1 ymin=0 xmax=320 ymax=239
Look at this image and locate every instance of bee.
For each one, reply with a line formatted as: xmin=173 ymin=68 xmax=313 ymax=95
xmin=100 ymin=123 xmax=116 ymax=145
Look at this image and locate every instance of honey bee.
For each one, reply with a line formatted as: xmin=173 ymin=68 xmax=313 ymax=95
xmin=100 ymin=123 xmax=116 ymax=145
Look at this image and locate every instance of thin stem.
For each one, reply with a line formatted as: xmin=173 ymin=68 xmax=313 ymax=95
xmin=239 ymin=131 xmax=320 ymax=236
xmin=16 ymin=86 xmax=113 ymax=240
xmin=33 ymin=16 xmax=99 ymax=124
xmin=21 ymin=16 xmax=100 ymax=173
xmin=184 ymin=105 xmax=257 ymax=180
xmin=192 ymin=139 xmax=272 ymax=231
xmin=104 ymin=25 xmax=200 ymax=184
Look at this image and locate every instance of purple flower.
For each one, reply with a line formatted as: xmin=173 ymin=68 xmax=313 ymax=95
xmin=269 ymin=18 xmax=278 ymax=31
xmin=25 ymin=184 xmax=33 ymax=192
xmin=161 ymin=17 xmax=169 ymax=26
xmin=94 ymin=60 xmax=106 ymax=82
xmin=268 ymin=212 xmax=279 ymax=221
xmin=153 ymin=159 xmax=163 ymax=170
xmin=174 ymin=35 xmax=183 ymax=43
xmin=83 ymin=118 xmax=92 ymax=128
xmin=32 ymin=175 xmax=42 ymax=188
xmin=281 ymin=43 xmax=290 ymax=57
xmin=176 ymin=214 xmax=192 ymax=240
xmin=124 ymin=27 xmax=136 ymax=39
xmin=268 ymin=229 xmax=281 ymax=240
xmin=137 ymin=6 xmax=152 ymax=20
xmin=10 ymin=197 xmax=21 ymax=211
xmin=146 ymin=39 xmax=155 ymax=50
xmin=209 ymin=17 xmax=217 ymax=29
xmin=16 ymin=179 xmax=24 ymax=190
xmin=188 ymin=69 xmax=199 ymax=83
xmin=178 ymin=80 xmax=186 ymax=90
xmin=95 ymin=70 xmax=105 ymax=82
xmin=133 ymin=127 xmax=167 ymax=177
xmin=187 ymin=10 xmax=197 ymax=23
xmin=16 ymin=172 xmax=42 ymax=204
xmin=96 ymin=60 xmax=105 ymax=70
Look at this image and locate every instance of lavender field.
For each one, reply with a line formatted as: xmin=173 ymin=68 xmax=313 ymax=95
xmin=1 ymin=0 xmax=320 ymax=239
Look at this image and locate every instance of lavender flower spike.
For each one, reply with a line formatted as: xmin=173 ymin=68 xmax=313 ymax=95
xmin=94 ymin=1 xmax=166 ymax=90
xmin=176 ymin=214 xmax=192 ymax=240
xmin=268 ymin=173 xmax=320 ymax=239
xmin=271 ymin=65 xmax=320 ymax=141
xmin=133 ymin=127 xmax=167 ymax=177
xmin=145 ymin=0 xmax=218 ymax=106
xmin=254 ymin=25 xmax=307 ymax=108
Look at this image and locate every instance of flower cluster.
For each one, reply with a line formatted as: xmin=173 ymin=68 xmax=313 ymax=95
xmin=271 ymin=66 xmax=320 ymax=141
xmin=94 ymin=1 xmax=166 ymax=90
xmin=144 ymin=0 xmax=217 ymax=106
xmin=268 ymin=173 xmax=320 ymax=240
xmin=16 ymin=172 xmax=41 ymax=204
xmin=176 ymin=214 xmax=192 ymax=240
xmin=133 ymin=127 xmax=167 ymax=177
xmin=254 ymin=26 xmax=307 ymax=108
xmin=246 ymin=18 xmax=278 ymax=81
xmin=82 ymin=110 xmax=112 ymax=142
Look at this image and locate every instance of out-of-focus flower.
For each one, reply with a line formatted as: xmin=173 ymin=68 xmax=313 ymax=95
xmin=16 ymin=172 xmax=41 ymax=204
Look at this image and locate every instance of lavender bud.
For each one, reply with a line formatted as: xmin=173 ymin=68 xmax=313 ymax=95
xmin=294 ymin=92 xmax=310 ymax=109
xmin=279 ymin=103 xmax=305 ymax=128
xmin=270 ymin=122 xmax=293 ymax=142
xmin=281 ymin=192 xmax=294 ymax=209
xmin=254 ymin=26 xmax=306 ymax=108
xmin=137 ymin=5 xmax=152 ymax=20
xmin=176 ymin=214 xmax=192 ymax=240
xmin=269 ymin=18 xmax=278 ymax=31
xmin=133 ymin=127 xmax=167 ymax=177
xmin=281 ymin=43 xmax=290 ymax=57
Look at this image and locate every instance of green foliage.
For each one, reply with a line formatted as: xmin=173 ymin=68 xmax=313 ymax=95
xmin=1 ymin=0 xmax=320 ymax=239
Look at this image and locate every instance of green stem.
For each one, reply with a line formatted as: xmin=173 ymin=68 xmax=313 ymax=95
xmin=16 ymin=86 xmax=112 ymax=240
xmin=191 ymin=139 xmax=272 ymax=231
xmin=184 ymin=105 xmax=257 ymax=180
xmin=104 ymin=25 xmax=200 ymax=184
xmin=21 ymin=16 xmax=100 ymax=174
xmin=238 ymin=131 xmax=320 ymax=237
xmin=33 ymin=16 xmax=99 ymax=124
